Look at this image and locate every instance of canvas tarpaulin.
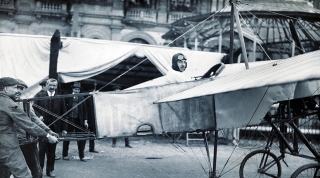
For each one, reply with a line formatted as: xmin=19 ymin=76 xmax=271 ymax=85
xmin=0 ymin=33 xmax=224 ymax=97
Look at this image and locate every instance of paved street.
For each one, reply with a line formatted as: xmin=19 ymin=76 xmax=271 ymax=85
xmin=44 ymin=135 xmax=316 ymax=178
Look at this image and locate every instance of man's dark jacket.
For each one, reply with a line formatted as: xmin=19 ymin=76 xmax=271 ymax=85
xmin=34 ymin=90 xmax=67 ymax=133
xmin=65 ymin=94 xmax=88 ymax=128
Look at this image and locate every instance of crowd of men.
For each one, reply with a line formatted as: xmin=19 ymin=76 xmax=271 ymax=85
xmin=0 ymin=77 xmax=100 ymax=178
xmin=0 ymin=53 xmax=191 ymax=178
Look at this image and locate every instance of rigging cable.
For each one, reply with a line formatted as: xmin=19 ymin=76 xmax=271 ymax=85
xmin=33 ymin=101 xmax=90 ymax=133
xmin=162 ymin=133 xmax=209 ymax=176
xmin=237 ymin=2 xmax=318 ymax=56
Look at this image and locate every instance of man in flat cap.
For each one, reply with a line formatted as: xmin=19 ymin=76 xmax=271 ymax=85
xmin=0 ymin=77 xmax=58 ymax=178
xmin=13 ymin=79 xmax=59 ymax=178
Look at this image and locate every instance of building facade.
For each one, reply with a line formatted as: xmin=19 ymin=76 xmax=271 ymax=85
xmin=0 ymin=0 xmax=318 ymax=50
xmin=0 ymin=0 xmax=231 ymax=45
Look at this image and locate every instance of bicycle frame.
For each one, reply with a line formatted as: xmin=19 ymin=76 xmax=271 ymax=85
xmin=264 ymin=99 xmax=320 ymax=163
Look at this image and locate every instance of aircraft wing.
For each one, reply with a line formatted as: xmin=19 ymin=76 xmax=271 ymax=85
xmin=93 ymin=51 xmax=320 ymax=137
xmin=155 ymin=50 xmax=320 ymax=129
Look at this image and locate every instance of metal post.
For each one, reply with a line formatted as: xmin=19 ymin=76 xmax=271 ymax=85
xmin=253 ymin=35 xmax=256 ymax=62
xmin=229 ymin=0 xmax=234 ymax=64
xmin=211 ymin=130 xmax=218 ymax=178
xmin=291 ymin=40 xmax=295 ymax=57
xmin=219 ymin=28 xmax=222 ymax=53
xmin=195 ymin=35 xmax=198 ymax=51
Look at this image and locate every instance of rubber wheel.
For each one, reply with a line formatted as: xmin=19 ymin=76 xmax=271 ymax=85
xmin=239 ymin=150 xmax=281 ymax=178
xmin=290 ymin=163 xmax=320 ymax=178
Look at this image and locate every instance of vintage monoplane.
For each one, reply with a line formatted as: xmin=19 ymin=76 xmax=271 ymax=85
xmin=1 ymin=1 xmax=320 ymax=178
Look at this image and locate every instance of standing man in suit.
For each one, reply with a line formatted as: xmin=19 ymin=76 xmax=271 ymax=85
xmin=62 ymin=82 xmax=88 ymax=161
xmin=39 ymin=78 xmax=61 ymax=161
xmin=34 ymin=78 xmax=67 ymax=177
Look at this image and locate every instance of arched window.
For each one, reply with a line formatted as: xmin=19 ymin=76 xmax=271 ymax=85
xmin=128 ymin=38 xmax=149 ymax=44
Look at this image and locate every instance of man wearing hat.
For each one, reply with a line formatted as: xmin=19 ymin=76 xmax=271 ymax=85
xmin=12 ymin=78 xmax=60 ymax=178
xmin=39 ymin=78 xmax=48 ymax=90
xmin=62 ymin=82 xmax=88 ymax=162
xmin=165 ymin=53 xmax=192 ymax=83
xmin=33 ymin=78 xmax=67 ymax=177
xmin=0 ymin=77 xmax=58 ymax=178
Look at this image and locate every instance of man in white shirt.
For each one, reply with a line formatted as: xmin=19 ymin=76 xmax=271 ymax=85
xmin=33 ymin=78 xmax=67 ymax=177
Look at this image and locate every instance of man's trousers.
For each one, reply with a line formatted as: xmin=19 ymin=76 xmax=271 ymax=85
xmin=20 ymin=142 xmax=43 ymax=178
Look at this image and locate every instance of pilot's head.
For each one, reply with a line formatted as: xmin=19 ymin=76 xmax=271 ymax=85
xmin=172 ymin=53 xmax=187 ymax=72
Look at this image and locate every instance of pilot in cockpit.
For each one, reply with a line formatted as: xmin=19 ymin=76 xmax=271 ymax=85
xmin=165 ymin=53 xmax=192 ymax=83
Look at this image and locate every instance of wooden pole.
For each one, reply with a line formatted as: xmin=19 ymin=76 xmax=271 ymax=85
xmin=49 ymin=30 xmax=62 ymax=80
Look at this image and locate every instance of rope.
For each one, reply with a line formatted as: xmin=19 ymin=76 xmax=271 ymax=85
xmin=33 ymin=102 xmax=90 ymax=133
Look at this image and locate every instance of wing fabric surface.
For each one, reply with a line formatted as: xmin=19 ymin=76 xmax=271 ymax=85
xmin=156 ymin=50 xmax=320 ymax=103
xmin=156 ymin=50 xmax=320 ymax=129
xmin=93 ymin=79 xmax=214 ymax=138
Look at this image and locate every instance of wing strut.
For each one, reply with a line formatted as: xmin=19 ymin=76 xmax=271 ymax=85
xmin=233 ymin=1 xmax=249 ymax=69
xmin=289 ymin=20 xmax=306 ymax=55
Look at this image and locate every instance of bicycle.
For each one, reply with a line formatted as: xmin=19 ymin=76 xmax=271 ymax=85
xmin=239 ymin=96 xmax=320 ymax=178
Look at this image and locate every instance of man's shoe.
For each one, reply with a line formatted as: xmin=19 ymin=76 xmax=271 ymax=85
xmin=63 ymin=156 xmax=70 ymax=160
xmin=89 ymin=149 xmax=99 ymax=153
xmin=46 ymin=171 xmax=56 ymax=177
xmin=125 ymin=145 xmax=132 ymax=148
xmin=112 ymin=144 xmax=116 ymax=148
xmin=80 ymin=158 xmax=86 ymax=162
xmin=55 ymin=156 xmax=61 ymax=160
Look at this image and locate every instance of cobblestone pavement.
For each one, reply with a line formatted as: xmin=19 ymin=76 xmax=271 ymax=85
xmin=44 ymin=135 xmax=316 ymax=178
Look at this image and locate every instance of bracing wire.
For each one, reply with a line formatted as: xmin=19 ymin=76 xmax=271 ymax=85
xmin=162 ymin=133 xmax=209 ymax=176
xmin=33 ymin=102 xmax=90 ymax=133
xmin=196 ymin=141 xmax=212 ymax=172
xmin=236 ymin=2 xmax=310 ymax=57
xmin=95 ymin=2 xmax=230 ymax=93
xmin=165 ymin=2 xmax=230 ymax=48
xmin=235 ymin=2 xmax=282 ymax=60
xmin=40 ymin=2 xmax=230 ymax=125
xmin=188 ymin=141 xmax=210 ymax=175
xmin=235 ymin=6 xmax=273 ymax=60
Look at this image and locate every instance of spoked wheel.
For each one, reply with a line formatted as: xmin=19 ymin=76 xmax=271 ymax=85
xmin=290 ymin=163 xmax=320 ymax=178
xmin=239 ymin=150 xmax=281 ymax=178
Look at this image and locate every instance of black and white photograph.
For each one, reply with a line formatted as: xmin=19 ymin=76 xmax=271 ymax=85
xmin=1 ymin=0 xmax=320 ymax=177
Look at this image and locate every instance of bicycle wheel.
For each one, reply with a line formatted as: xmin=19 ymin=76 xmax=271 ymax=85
xmin=239 ymin=149 xmax=281 ymax=178
xmin=290 ymin=163 xmax=320 ymax=178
